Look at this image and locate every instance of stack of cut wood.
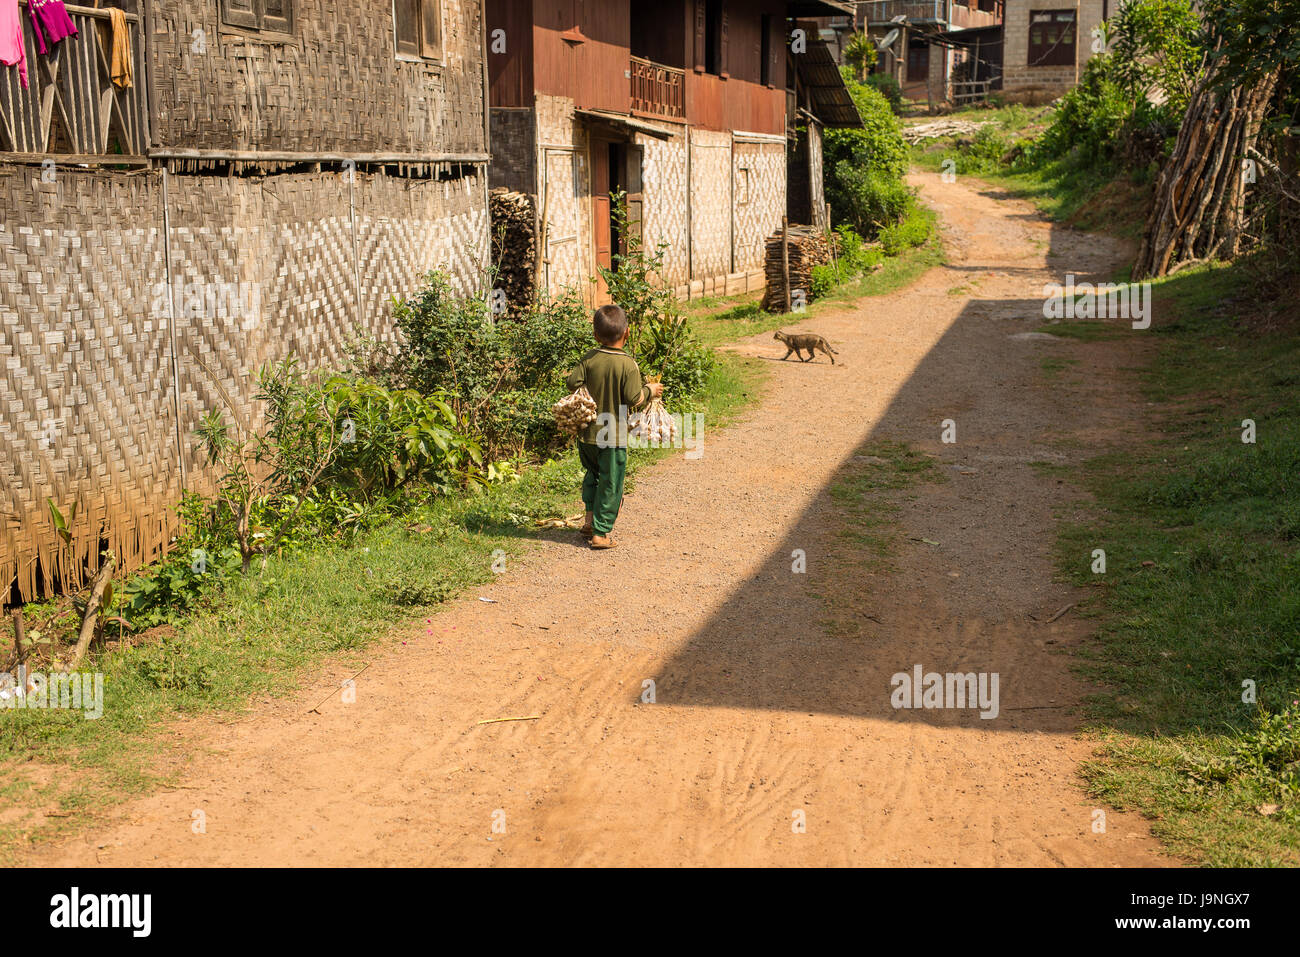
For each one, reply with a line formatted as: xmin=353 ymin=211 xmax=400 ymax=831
xmin=489 ymin=187 xmax=537 ymax=318
xmin=762 ymin=224 xmax=835 ymax=313
xmin=901 ymin=119 xmax=991 ymax=144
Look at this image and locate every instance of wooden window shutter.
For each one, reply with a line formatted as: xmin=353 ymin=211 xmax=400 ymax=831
xmin=693 ymin=0 xmax=706 ymax=72
xmin=420 ymin=0 xmax=442 ymax=59
xmin=395 ymin=0 xmax=420 ymax=56
xmin=719 ymin=3 xmax=728 ymax=77
xmin=222 ymin=0 xmax=258 ymax=30
xmin=262 ymin=0 xmax=293 ymax=34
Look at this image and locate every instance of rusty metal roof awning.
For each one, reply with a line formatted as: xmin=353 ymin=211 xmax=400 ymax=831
xmin=786 ymin=1 xmax=856 ymax=15
xmin=792 ymin=22 xmax=863 ymax=129
xmin=576 ymin=109 xmax=676 ymax=140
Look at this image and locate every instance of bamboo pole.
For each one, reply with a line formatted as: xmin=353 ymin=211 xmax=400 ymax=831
xmin=782 ymin=216 xmax=792 ymax=312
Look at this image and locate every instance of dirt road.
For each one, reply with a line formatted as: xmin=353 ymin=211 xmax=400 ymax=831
xmin=29 ymin=172 xmax=1173 ymax=866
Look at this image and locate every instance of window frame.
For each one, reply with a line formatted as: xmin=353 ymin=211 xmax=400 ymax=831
xmin=220 ymin=0 xmax=295 ymax=36
xmin=1027 ymin=9 xmax=1077 ymax=68
xmin=394 ymin=0 xmax=444 ymax=63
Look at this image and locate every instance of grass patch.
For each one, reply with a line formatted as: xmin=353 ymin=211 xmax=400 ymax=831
xmin=1054 ymin=258 xmax=1300 ymax=866
xmin=1040 ymin=356 xmax=1081 ymax=381
xmin=829 ymin=440 xmax=945 ymax=570
xmin=1038 ymin=319 xmax=1131 ymax=342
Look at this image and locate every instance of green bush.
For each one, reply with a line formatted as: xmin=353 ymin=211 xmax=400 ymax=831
xmin=878 ymin=202 xmax=935 ymax=256
xmin=322 ymin=375 xmax=481 ymax=498
xmin=811 ymin=226 xmax=885 ymax=298
xmin=955 ymin=125 xmax=1014 ymax=175
xmin=1027 ymin=55 xmax=1132 ymax=164
xmin=865 ymin=73 xmax=903 ymax=114
xmin=600 ymin=195 xmax=715 ymax=405
xmin=824 ymin=80 xmax=911 ymax=238
xmin=388 ymin=273 xmax=592 ymax=458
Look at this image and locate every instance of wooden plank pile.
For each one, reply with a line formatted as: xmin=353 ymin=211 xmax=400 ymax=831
xmin=901 ymin=119 xmax=991 ymax=144
xmin=762 ymin=223 xmax=835 ymax=313
xmin=489 ymin=187 xmax=537 ymax=317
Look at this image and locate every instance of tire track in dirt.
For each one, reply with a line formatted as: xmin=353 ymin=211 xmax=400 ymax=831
xmin=22 ymin=171 xmax=1173 ymax=867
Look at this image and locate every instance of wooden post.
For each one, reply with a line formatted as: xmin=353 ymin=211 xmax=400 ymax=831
xmin=10 ymin=608 xmax=25 ymax=662
xmin=781 ymin=216 xmax=791 ymax=313
xmin=826 ymin=203 xmax=836 ymax=272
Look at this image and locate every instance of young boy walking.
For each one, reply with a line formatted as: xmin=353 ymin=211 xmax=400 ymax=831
xmin=566 ymin=304 xmax=663 ymax=549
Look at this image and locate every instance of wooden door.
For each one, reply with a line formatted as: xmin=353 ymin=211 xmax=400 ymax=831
xmin=591 ymin=140 xmax=614 ymax=304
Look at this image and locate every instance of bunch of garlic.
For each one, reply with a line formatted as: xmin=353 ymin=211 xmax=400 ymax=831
xmin=629 ymin=397 xmax=677 ymax=446
xmin=552 ymin=386 xmax=597 ymax=433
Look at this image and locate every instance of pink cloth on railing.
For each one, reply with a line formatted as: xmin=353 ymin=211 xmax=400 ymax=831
xmin=28 ymin=0 xmax=77 ymax=56
xmin=0 ymin=0 xmax=27 ymax=89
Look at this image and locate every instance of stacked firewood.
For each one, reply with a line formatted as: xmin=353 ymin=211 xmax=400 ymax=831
xmin=762 ymin=224 xmax=835 ymax=313
xmin=901 ymin=119 xmax=991 ymax=143
xmin=489 ymin=188 xmax=537 ymax=317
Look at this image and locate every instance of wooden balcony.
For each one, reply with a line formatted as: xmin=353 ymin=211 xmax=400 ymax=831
xmin=862 ymin=0 xmax=1002 ymax=28
xmin=0 ymin=2 xmax=149 ymax=164
xmin=630 ymin=56 xmax=686 ymax=122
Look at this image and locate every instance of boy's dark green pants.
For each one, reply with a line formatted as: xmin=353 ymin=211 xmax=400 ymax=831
xmin=578 ymin=442 xmax=627 ymax=535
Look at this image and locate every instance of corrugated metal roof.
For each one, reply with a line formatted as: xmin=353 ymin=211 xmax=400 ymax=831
xmin=787 ymin=1 xmax=857 ymax=15
xmin=576 ymin=109 xmax=676 ymax=140
xmin=795 ymin=23 xmax=863 ymax=128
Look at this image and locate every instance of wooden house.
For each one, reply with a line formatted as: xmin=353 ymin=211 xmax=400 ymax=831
xmin=860 ymin=1 xmax=1003 ymax=106
xmin=485 ymin=0 xmax=860 ymax=305
xmin=0 ymin=1 xmax=492 ymax=603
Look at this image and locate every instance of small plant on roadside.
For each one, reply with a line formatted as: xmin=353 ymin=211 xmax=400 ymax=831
xmin=195 ymin=357 xmax=342 ymax=574
xmin=600 ymin=194 xmax=715 ymax=404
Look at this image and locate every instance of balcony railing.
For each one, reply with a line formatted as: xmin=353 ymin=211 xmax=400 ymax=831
xmin=862 ymin=0 xmax=1002 ymax=27
xmin=862 ymin=0 xmax=946 ymax=22
xmin=630 ymin=56 xmax=685 ymax=121
xmin=0 ymin=2 xmax=149 ymax=162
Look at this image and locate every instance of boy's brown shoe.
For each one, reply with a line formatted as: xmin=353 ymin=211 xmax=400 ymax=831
xmin=589 ymin=534 xmax=617 ymax=550
xmin=580 ymin=524 xmax=594 ymax=539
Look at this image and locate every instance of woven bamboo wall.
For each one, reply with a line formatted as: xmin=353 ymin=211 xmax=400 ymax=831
xmin=636 ymin=126 xmax=690 ymax=287
xmin=149 ymin=0 xmax=487 ymax=155
xmin=535 ymin=95 xmax=591 ymax=301
xmin=732 ymin=141 xmax=786 ymax=273
xmin=687 ymin=129 xmax=732 ymax=281
xmin=1 ymin=163 xmax=488 ymax=604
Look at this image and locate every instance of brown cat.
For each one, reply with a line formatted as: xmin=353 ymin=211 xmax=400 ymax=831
xmin=774 ymin=330 xmax=837 ymax=365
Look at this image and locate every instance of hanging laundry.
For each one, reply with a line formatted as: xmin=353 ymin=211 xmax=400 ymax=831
xmin=0 ymin=0 xmax=27 ymax=90
xmin=98 ymin=7 xmax=131 ymax=89
xmin=27 ymin=0 xmax=77 ymax=56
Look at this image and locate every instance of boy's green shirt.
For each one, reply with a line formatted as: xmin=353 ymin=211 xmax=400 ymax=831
xmin=565 ymin=345 xmax=651 ymax=447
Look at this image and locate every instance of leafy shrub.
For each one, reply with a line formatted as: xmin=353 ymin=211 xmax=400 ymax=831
xmin=384 ymin=576 xmax=456 ymax=606
xmin=1027 ymin=56 xmax=1132 ymax=164
xmin=811 ymin=226 xmax=885 ymax=298
xmin=865 ymin=73 xmax=903 ymax=114
xmin=121 ymin=546 xmax=240 ymax=631
xmin=828 ymin=165 xmax=912 ymax=238
xmin=824 ymin=80 xmax=910 ymax=237
xmin=878 ymin=202 xmax=935 ymax=256
xmin=323 ymin=376 xmax=480 ymax=498
xmin=1109 ymin=0 xmax=1203 ymax=115
xmin=195 ymin=358 xmax=481 ymax=572
xmin=953 ymin=126 xmax=1015 ymax=175
xmin=600 ymin=196 xmax=715 ymax=404
xmin=388 ymin=274 xmax=592 ymax=458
